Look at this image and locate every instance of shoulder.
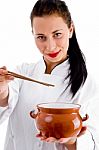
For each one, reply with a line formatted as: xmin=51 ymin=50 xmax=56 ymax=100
xmin=79 ymin=72 xmax=99 ymax=102
xmin=83 ymin=73 xmax=98 ymax=92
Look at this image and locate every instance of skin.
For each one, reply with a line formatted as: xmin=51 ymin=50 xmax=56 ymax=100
xmin=32 ymin=15 xmax=73 ymax=74
xmin=32 ymin=14 xmax=88 ymax=149
xmin=0 ymin=66 xmax=14 ymax=106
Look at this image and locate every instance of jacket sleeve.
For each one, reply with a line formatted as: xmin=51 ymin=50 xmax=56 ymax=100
xmin=0 ymin=63 xmax=28 ymax=124
xmin=0 ymin=62 xmax=36 ymax=125
xmin=76 ymin=93 xmax=99 ymax=150
xmin=0 ymin=78 xmax=21 ymax=125
xmin=74 ymin=74 xmax=99 ymax=150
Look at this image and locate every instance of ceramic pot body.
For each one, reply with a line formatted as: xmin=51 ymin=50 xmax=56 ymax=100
xmin=30 ymin=102 xmax=82 ymax=139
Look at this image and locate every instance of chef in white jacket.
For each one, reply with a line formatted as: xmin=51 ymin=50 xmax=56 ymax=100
xmin=0 ymin=0 xmax=99 ymax=149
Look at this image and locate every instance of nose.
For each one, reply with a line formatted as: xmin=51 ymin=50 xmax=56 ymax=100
xmin=46 ymin=37 xmax=56 ymax=51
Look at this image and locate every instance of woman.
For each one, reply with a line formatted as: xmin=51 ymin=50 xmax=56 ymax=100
xmin=0 ymin=0 xmax=99 ymax=149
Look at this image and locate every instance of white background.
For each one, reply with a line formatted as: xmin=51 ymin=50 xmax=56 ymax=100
xmin=0 ymin=0 xmax=99 ymax=149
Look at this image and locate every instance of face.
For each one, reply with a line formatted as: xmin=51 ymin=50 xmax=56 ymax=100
xmin=32 ymin=14 xmax=73 ymax=68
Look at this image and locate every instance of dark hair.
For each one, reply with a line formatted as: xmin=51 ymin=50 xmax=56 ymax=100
xmin=30 ymin=0 xmax=87 ymax=97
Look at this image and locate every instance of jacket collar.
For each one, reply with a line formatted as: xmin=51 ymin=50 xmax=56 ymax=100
xmin=36 ymin=57 xmax=70 ymax=77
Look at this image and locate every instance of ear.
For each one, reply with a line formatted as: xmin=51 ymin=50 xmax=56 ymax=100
xmin=69 ymin=22 xmax=74 ymax=38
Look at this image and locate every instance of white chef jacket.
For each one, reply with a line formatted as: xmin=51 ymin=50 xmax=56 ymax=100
xmin=0 ymin=58 xmax=99 ymax=150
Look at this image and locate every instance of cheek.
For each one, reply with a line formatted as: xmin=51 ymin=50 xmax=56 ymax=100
xmin=64 ymin=35 xmax=70 ymax=49
xmin=64 ymin=39 xmax=69 ymax=50
xmin=35 ymin=41 xmax=44 ymax=53
xmin=58 ymin=37 xmax=69 ymax=51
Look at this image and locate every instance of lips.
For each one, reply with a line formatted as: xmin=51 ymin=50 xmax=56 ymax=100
xmin=48 ymin=50 xmax=61 ymax=58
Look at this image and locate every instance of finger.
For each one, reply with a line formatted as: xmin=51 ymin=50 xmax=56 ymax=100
xmin=0 ymin=66 xmax=7 ymax=70
xmin=58 ymin=137 xmax=71 ymax=143
xmin=45 ymin=137 xmax=57 ymax=142
xmin=5 ymin=75 xmax=14 ymax=80
xmin=0 ymin=75 xmax=14 ymax=82
xmin=36 ymin=133 xmax=47 ymax=140
xmin=58 ymin=137 xmax=76 ymax=144
xmin=41 ymin=136 xmax=47 ymax=140
xmin=0 ymin=75 xmax=8 ymax=82
xmin=36 ymin=133 xmax=43 ymax=138
xmin=0 ymin=69 xmax=8 ymax=75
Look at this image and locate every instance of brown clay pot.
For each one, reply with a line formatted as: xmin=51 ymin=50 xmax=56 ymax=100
xmin=30 ymin=102 xmax=87 ymax=139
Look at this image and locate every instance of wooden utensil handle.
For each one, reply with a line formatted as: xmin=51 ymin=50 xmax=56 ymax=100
xmin=8 ymin=71 xmax=55 ymax=87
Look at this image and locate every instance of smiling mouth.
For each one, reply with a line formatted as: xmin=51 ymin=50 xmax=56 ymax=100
xmin=48 ymin=50 xmax=61 ymax=58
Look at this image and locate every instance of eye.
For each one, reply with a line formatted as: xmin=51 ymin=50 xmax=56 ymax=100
xmin=36 ymin=35 xmax=46 ymax=42
xmin=54 ymin=33 xmax=62 ymax=38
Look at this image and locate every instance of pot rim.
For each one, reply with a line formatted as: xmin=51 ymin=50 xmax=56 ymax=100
xmin=37 ymin=102 xmax=81 ymax=110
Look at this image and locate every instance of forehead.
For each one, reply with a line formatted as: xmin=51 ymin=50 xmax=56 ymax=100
xmin=32 ymin=15 xmax=68 ymax=33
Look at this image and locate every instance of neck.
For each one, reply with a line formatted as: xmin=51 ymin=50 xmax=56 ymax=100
xmin=44 ymin=56 xmax=69 ymax=74
xmin=45 ymin=65 xmax=54 ymax=74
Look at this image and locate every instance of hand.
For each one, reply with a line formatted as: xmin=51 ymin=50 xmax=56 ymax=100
xmin=36 ymin=126 xmax=86 ymax=147
xmin=36 ymin=114 xmax=89 ymax=144
xmin=36 ymin=132 xmax=77 ymax=144
xmin=0 ymin=66 xmax=14 ymax=106
xmin=0 ymin=66 xmax=14 ymax=88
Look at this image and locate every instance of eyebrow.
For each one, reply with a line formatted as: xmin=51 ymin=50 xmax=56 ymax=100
xmin=35 ymin=33 xmax=44 ymax=36
xmin=52 ymin=29 xmax=63 ymax=34
xmin=35 ymin=29 xmax=63 ymax=36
